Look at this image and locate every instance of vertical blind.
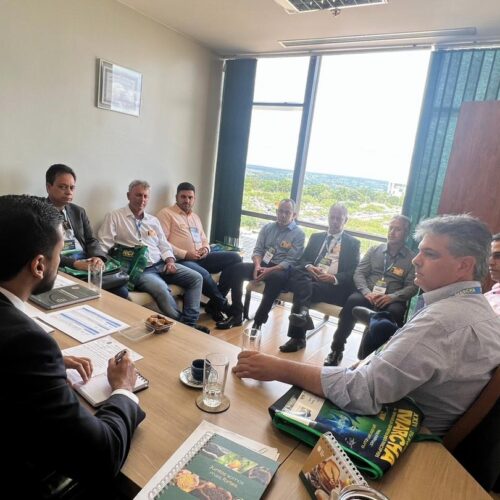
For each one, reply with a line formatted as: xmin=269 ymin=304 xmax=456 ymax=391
xmin=403 ymin=48 xmax=500 ymax=230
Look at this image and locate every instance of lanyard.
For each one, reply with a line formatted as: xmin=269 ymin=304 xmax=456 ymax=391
xmin=415 ymin=285 xmax=482 ymax=318
xmin=61 ymin=208 xmax=73 ymax=233
xmin=134 ymin=218 xmax=143 ymax=241
xmin=322 ymin=234 xmax=340 ymax=256
xmin=383 ymin=252 xmax=398 ymax=276
xmin=455 ymin=286 xmax=482 ymax=296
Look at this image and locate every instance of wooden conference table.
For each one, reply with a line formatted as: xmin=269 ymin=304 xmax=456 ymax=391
xmin=53 ymin=288 xmax=489 ymax=500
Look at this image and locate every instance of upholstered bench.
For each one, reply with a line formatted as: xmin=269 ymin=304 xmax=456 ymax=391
xmin=243 ymin=281 xmax=342 ymax=338
xmin=128 ymin=273 xmax=221 ymax=312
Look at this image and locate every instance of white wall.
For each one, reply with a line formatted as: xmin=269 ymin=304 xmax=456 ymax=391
xmin=0 ymin=0 xmax=222 ymax=229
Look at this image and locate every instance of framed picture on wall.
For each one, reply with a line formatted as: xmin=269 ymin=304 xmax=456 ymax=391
xmin=97 ymin=59 xmax=142 ymax=117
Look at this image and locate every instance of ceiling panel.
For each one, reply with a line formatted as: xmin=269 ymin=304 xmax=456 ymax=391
xmin=117 ymin=0 xmax=500 ymax=56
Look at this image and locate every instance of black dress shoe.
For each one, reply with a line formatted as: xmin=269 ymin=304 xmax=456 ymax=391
xmin=194 ymin=324 xmax=211 ymax=334
xmin=205 ymin=301 xmax=226 ymax=322
xmin=289 ymin=307 xmax=310 ymax=327
xmin=324 ymin=349 xmax=343 ymax=366
xmin=352 ymin=306 xmax=377 ymax=325
xmin=279 ymin=338 xmax=306 ymax=353
xmin=215 ymin=315 xmax=243 ymax=330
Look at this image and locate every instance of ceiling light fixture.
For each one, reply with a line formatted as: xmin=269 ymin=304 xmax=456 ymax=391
xmin=274 ymin=0 xmax=387 ymax=15
xmin=279 ymin=27 xmax=477 ymax=48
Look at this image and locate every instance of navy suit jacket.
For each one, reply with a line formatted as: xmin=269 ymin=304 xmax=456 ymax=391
xmin=299 ymin=231 xmax=361 ymax=288
xmin=0 ymin=292 xmax=145 ymax=493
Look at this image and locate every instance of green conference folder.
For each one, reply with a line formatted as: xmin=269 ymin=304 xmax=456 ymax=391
xmin=269 ymin=386 xmax=425 ymax=479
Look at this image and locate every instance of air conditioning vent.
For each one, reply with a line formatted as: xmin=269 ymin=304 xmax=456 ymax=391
xmin=274 ymin=0 xmax=387 ymax=14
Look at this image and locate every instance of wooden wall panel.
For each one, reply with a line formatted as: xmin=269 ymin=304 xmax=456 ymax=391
xmin=438 ymin=100 xmax=500 ymax=234
xmin=438 ymin=101 xmax=500 ymax=291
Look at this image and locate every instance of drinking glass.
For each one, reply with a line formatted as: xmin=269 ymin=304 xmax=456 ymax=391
xmin=88 ymin=262 xmax=103 ymax=295
xmin=202 ymin=353 xmax=229 ymax=408
xmin=241 ymin=326 xmax=262 ymax=351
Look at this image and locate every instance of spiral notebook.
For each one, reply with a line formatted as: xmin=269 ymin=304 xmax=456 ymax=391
xmin=300 ymin=432 xmax=367 ymax=499
xmin=134 ymin=422 xmax=279 ymax=500
xmin=74 ymin=371 xmax=149 ymax=407
xmin=63 ymin=336 xmax=148 ymax=407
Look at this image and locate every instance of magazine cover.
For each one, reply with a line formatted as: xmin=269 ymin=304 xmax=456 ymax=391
xmin=269 ymin=386 xmax=424 ymax=479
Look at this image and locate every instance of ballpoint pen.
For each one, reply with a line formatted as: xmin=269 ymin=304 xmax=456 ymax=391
xmin=115 ymin=349 xmax=127 ymax=364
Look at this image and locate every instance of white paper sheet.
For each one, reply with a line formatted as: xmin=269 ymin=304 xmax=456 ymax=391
xmin=45 ymin=305 xmax=129 ymax=343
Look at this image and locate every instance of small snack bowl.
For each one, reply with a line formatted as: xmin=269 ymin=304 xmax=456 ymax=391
xmin=145 ymin=314 xmax=175 ymax=334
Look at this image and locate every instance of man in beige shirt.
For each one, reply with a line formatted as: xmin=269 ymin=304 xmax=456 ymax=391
xmin=157 ymin=182 xmax=241 ymax=321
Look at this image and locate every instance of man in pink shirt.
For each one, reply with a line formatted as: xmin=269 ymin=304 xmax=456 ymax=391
xmin=157 ymin=182 xmax=241 ymax=321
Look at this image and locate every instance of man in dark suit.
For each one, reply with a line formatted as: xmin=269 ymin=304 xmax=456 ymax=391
xmin=46 ymin=163 xmax=128 ymax=298
xmin=0 ymin=195 xmax=145 ymax=497
xmin=279 ymin=203 xmax=360 ymax=352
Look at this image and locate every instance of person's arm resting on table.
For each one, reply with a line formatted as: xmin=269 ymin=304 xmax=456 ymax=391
xmin=233 ymin=351 xmax=325 ymax=397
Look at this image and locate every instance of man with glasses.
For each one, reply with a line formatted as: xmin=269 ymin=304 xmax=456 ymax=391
xmin=216 ymin=199 xmax=305 ymax=330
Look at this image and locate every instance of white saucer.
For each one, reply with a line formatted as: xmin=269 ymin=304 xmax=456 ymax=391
xmin=179 ymin=367 xmax=203 ymax=389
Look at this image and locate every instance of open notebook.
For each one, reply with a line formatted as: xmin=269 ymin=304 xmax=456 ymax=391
xmin=63 ymin=336 xmax=148 ymax=407
xmin=73 ymin=371 xmax=149 ymax=407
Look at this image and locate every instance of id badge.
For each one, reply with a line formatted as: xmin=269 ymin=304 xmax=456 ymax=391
xmin=189 ymin=226 xmax=202 ymax=248
xmin=262 ymin=247 xmax=275 ymax=264
xmin=63 ymin=239 xmax=76 ymax=252
xmin=318 ymin=257 xmax=332 ymax=273
xmin=373 ymin=279 xmax=387 ymax=294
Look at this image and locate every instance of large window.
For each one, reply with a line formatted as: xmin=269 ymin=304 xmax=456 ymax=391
xmin=240 ymin=50 xmax=430 ymax=256
xmin=241 ymin=57 xmax=309 ymax=255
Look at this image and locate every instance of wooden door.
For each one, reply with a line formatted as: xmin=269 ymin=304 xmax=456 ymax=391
xmin=438 ymin=100 xmax=500 ymax=290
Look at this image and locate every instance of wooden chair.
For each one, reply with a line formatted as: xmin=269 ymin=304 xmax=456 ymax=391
xmin=443 ymin=365 xmax=500 ymax=452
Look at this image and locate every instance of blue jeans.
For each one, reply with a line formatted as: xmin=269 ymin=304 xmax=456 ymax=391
xmin=178 ymin=251 xmax=241 ymax=309
xmin=135 ymin=261 xmax=202 ymax=326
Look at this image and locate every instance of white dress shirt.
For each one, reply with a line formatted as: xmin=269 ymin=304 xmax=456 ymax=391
xmin=98 ymin=205 xmax=175 ymax=267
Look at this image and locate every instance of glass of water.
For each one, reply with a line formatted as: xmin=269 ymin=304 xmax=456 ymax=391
xmin=88 ymin=262 xmax=103 ymax=295
xmin=202 ymin=353 xmax=229 ymax=408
